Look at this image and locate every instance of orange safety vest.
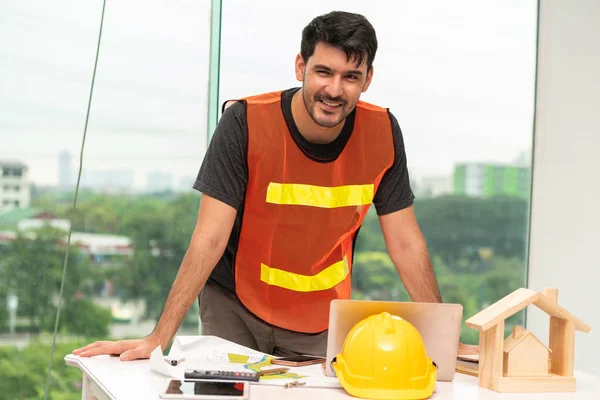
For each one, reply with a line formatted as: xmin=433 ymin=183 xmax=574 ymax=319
xmin=235 ymin=91 xmax=394 ymax=333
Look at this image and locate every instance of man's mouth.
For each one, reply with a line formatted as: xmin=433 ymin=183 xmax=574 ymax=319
xmin=320 ymin=99 xmax=342 ymax=108
xmin=317 ymin=96 xmax=345 ymax=113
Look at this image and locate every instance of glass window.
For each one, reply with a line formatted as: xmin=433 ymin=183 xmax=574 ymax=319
xmin=219 ymin=0 xmax=537 ymax=344
xmin=0 ymin=1 xmax=211 ymax=398
xmin=1 ymin=1 xmax=538 ymax=397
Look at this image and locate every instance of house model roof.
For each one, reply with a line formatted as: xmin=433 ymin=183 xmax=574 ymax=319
xmin=503 ymin=328 xmax=552 ymax=354
xmin=465 ymin=288 xmax=591 ymax=333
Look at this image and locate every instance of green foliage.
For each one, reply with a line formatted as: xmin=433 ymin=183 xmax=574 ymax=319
xmin=354 ymin=208 xmax=387 ymax=253
xmin=15 ymin=191 xmax=529 ymax=353
xmin=0 ymin=339 xmax=90 ymax=400
xmin=352 ymin=197 xmax=528 ymax=344
xmin=351 ymin=252 xmax=410 ymax=301
xmin=43 ymin=298 xmax=112 ymax=337
xmin=30 ymin=191 xmax=202 ymax=321
xmin=112 ymin=193 xmax=200 ymax=319
xmin=27 ymin=191 xmax=530 ymax=344
xmin=0 ymin=226 xmax=96 ymax=332
xmin=0 ymin=295 xmax=8 ymax=331
xmin=414 ymin=195 xmax=529 ymax=272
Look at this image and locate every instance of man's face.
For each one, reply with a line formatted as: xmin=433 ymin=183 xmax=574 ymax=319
xmin=295 ymin=42 xmax=373 ymax=128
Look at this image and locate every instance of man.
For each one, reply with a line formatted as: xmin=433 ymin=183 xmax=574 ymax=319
xmin=74 ymin=11 xmax=477 ymax=361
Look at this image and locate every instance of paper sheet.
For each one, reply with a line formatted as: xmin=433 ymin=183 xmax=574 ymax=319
xmin=149 ymin=346 xmax=183 ymax=380
xmin=168 ymin=336 xmax=270 ymax=362
xmin=457 ymin=354 xmax=479 ymax=362
xmin=150 ymin=336 xmax=266 ymax=379
xmin=271 ymin=363 xmax=342 ymax=388
xmin=150 ymin=335 xmax=342 ymax=389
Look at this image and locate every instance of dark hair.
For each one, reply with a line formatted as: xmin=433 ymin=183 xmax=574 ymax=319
xmin=301 ymin=11 xmax=378 ymax=71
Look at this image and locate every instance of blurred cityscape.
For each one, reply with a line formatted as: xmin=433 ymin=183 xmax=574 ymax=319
xmin=57 ymin=151 xmax=197 ymax=195
xmin=0 ymin=155 xmax=202 ymax=347
xmin=1 ymin=148 xmax=532 ymax=206
xmin=0 ymin=148 xmax=531 ymax=348
xmin=0 ymin=2 xmax=539 ymax=398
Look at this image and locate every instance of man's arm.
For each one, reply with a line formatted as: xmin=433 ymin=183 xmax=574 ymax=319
xmin=151 ymin=194 xmax=237 ymax=348
xmin=73 ymin=194 xmax=237 ymax=360
xmin=379 ymin=205 xmax=442 ymax=303
xmin=379 ymin=205 xmax=479 ymax=355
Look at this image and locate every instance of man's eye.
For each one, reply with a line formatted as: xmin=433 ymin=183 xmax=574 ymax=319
xmin=346 ymin=75 xmax=358 ymax=80
xmin=317 ymin=70 xmax=330 ymax=75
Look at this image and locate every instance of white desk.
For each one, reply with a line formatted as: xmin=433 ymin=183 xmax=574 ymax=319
xmin=65 ymin=353 xmax=600 ymax=400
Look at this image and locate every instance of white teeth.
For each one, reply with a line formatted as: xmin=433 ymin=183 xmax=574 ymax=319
xmin=322 ymin=100 xmax=341 ymax=107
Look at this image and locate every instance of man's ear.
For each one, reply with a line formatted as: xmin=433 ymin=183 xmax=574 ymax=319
xmin=362 ymin=66 xmax=374 ymax=93
xmin=295 ymin=53 xmax=306 ymax=82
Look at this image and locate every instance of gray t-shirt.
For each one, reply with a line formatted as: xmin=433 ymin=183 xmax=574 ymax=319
xmin=194 ymin=88 xmax=414 ymax=293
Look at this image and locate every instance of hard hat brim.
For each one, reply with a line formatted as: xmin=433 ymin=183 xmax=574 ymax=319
xmin=333 ymin=360 xmax=437 ymax=400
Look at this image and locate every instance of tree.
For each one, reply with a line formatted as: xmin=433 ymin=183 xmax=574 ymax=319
xmin=0 ymin=225 xmax=100 ymax=333
xmin=414 ymin=195 xmax=529 ymax=272
xmin=113 ymin=193 xmax=201 ymax=320
xmin=0 ymin=296 xmax=8 ymax=332
xmin=355 ymin=195 xmax=529 ymax=271
xmin=0 ymin=340 xmax=90 ymax=400
xmin=351 ymin=251 xmax=410 ymax=301
xmin=29 ymin=191 xmax=203 ymax=325
xmin=354 ymin=208 xmax=387 ymax=253
xmin=45 ymin=298 xmax=112 ymax=337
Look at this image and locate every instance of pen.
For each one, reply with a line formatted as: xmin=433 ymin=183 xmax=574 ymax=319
xmin=259 ymin=367 xmax=289 ymax=376
xmin=284 ymin=380 xmax=306 ymax=389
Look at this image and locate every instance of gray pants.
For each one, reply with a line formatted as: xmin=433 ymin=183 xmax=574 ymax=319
xmin=199 ymin=281 xmax=328 ymax=357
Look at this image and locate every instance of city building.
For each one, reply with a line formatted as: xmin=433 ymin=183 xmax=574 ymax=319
xmin=453 ymin=162 xmax=531 ymax=198
xmin=146 ymin=171 xmax=174 ymax=192
xmin=176 ymin=175 xmax=197 ymax=192
xmin=59 ymin=151 xmax=136 ymax=193
xmin=80 ymin=168 xmax=135 ymax=193
xmin=413 ymin=175 xmax=453 ymax=199
xmin=59 ymin=150 xmax=73 ymax=188
xmin=0 ymin=160 xmax=31 ymax=211
xmin=0 ymin=208 xmax=134 ymax=266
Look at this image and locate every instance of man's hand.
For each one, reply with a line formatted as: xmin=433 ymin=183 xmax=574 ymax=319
xmin=71 ymin=196 xmax=236 ymax=363
xmin=72 ymin=335 xmax=162 ymax=361
xmin=458 ymin=342 xmax=479 ymax=356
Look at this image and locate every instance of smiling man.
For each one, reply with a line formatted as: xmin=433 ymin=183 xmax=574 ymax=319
xmin=74 ymin=11 xmax=477 ymax=361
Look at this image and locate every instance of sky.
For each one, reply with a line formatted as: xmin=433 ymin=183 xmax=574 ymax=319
xmin=0 ymin=0 xmax=538 ymax=190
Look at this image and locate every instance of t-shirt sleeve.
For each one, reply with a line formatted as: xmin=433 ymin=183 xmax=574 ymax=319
xmin=193 ymin=101 xmax=248 ymax=210
xmin=372 ymin=111 xmax=415 ymax=215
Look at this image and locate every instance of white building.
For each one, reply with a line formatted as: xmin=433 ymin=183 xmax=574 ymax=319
xmin=0 ymin=215 xmax=134 ymax=266
xmin=0 ymin=160 xmax=31 ymax=211
xmin=414 ymin=175 xmax=453 ymax=199
xmin=80 ymin=168 xmax=135 ymax=193
xmin=59 ymin=150 xmax=73 ymax=188
xmin=146 ymin=171 xmax=174 ymax=192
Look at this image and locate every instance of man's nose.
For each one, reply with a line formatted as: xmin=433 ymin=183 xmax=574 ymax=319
xmin=325 ymin=76 xmax=343 ymax=98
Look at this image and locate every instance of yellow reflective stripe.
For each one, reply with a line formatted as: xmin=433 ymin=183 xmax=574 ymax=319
xmin=266 ymin=183 xmax=373 ymax=208
xmin=260 ymin=257 xmax=349 ymax=292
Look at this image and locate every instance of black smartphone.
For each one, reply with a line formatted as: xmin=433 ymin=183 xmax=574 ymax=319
xmin=270 ymin=355 xmax=325 ymax=367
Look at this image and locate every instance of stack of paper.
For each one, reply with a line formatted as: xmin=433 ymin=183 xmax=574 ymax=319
xmin=149 ymin=335 xmax=341 ymax=389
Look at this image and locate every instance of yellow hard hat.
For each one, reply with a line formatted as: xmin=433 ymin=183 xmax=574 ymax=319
xmin=332 ymin=312 xmax=437 ymax=400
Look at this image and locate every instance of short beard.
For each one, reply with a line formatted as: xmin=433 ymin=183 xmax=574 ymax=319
xmin=302 ymin=87 xmax=346 ymax=128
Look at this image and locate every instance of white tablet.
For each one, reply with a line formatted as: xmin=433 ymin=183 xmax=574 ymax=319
xmin=159 ymin=380 xmax=249 ymax=400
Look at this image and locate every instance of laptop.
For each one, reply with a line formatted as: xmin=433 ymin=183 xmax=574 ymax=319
xmin=325 ymin=299 xmax=463 ymax=381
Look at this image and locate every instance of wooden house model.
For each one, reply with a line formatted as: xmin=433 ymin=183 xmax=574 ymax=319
xmin=465 ymin=287 xmax=590 ymax=393
xmin=503 ymin=325 xmax=551 ymax=377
